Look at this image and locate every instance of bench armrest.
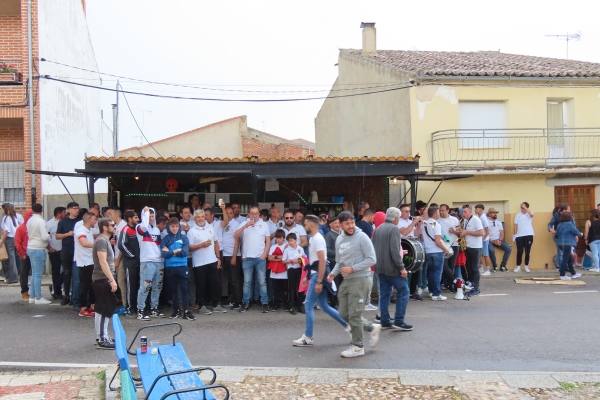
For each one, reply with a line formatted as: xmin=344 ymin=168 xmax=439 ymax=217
xmin=145 ymin=367 xmax=217 ymax=400
xmin=127 ymin=322 xmax=183 ymax=355
xmin=159 ymin=384 xmax=230 ymax=400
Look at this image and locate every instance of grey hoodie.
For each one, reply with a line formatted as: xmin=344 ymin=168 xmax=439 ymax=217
xmin=332 ymin=228 xmax=376 ymax=280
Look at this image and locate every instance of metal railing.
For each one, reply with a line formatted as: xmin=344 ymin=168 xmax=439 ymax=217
xmin=431 ymin=128 xmax=600 ymax=170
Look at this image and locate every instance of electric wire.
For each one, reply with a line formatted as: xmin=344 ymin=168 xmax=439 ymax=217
xmin=119 ymin=84 xmax=163 ymax=157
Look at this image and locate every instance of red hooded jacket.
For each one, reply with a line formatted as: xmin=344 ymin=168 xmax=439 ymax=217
xmin=15 ymin=210 xmax=32 ymax=259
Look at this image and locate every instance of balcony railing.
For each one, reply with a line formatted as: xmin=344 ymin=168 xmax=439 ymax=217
xmin=431 ymin=128 xmax=600 ymax=171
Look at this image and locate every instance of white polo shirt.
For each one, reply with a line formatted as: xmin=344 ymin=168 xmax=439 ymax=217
xmin=515 ymin=213 xmax=534 ymax=237
xmin=463 ymin=215 xmax=484 ymax=249
xmin=282 ymin=224 xmax=307 ymax=242
xmin=308 ymin=232 xmax=327 ymax=265
xmin=220 ymin=219 xmax=240 ymax=257
xmin=479 ymin=213 xmax=490 ymax=241
xmin=187 ymin=223 xmax=218 ymax=267
xmin=74 ymin=221 xmax=94 ymax=267
xmin=267 ymin=219 xmax=283 ymax=235
xmin=239 ymin=219 xmax=270 ymax=259
xmin=396 ymin=217 xmax=414 ymax=239
xmin=488 ymin=219 xmax=504 ymax=241
xmin=422 ymin=218 xmax=443 ymax=254
xmin=438 ymin=215 xmax=460 ymax=245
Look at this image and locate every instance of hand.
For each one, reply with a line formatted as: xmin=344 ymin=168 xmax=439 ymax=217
xmin=326 ymin=273 xmax=334 ymax=283
xmin=340 ymin=266 xmax=353 ymax=277
xmin=231 ymin=256 xmax=237 ymax=266
xmin=314 ymin=282 xmax=323 ymax=294
xmin=400 ymin=269 xmax=408 ymax=278
xmin=259 ymin=254 xmax=267 ymax=260
xmin=143 ymin=206 xmax=149 ymax=213
xmin=203 ymin=240 xmax=212 ymax=248
xmin=443 ymin=247 xmax=450 ymax=255
xmin=109 ymin=280 xmax=117 ymax=293
xmin=217 ymin=259 xmax=222 ymax=269
xmin=68 ymin=230 xmax=74 ymax=237
xmin=162 ymin=246 xmax=169 ymax=252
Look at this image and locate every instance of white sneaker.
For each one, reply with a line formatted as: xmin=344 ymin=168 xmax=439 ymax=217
xmin=590 ymin=268 xmax=600 ymax=272
xmin=364 ymin=303 xmax=378 ymax=311
xmin=369 ymin=324 xmax=381 ymax=347
xmin=560 ymin=276 xmax=571 ymax=280
xmin=482 ymin=270 xmax=491 ymax=276
xmin=513 ymin=266 xmax=521 ymax=273
xmin=479 ymin=267 xmax=484 ymax=274
xmin=571 ymin=273 xmax=582 ymax=279
xmin=292 ymin=334 xmax=313 ymax=347
xmin=340 ymin=345 xmax=365 ymax=358
xmin=422 ymin=287 xmax=429 ymax=295
xmin=35 ymin=298 xmax=52 ymax=305
xmin=432 ymin=295 xmax=447 ymax=301
xmin=417 ymin=287 xmax=423 ymax=296
xmin=524 ymin=265 xmax=531 ymax=273
xmin=28 ymin=298 xmax=35 ymax=304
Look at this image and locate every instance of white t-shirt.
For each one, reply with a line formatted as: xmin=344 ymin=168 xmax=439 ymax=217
xmin=462 ymin=215 xmax=484 ymax=249
xmin=47 ymin=218 xmax=62 ymax=251
xmin=187 ymin=223 xmax=218 ymax=267
xmin=221 ymin=219 xmax=240 ymax=257
xmin=234 ymin=215 xmax=247 ymax=224
xmin=239 ymin=219 xmax=270 ymax=259
xmin=282 ymin=224 xmax=307 ymax=243
xmin=488 ymin=219 xmax=504 ymax=241
xmin=1 ymin=213 xmax=23 ymax=238
xmin=283 ymin=245 xmax=305 ymax=270
xmin=211 ymin=218 xmax=223 ymax=244
xmin=438 ymin=215 xmax=459 ymax=245
xmin=267 ymin=219 xmax=283 ymax=235
xmin=308 ymin=232 xmax=327 ymax=265
xmin=74 ymin=221 xmax=94 ymax=267
xmin=180 ymin=219 xmax=196 ymax=234
xmin=422 ymin=218 xmax=443 ymax=254
xmin=479 ymin=213 xmax=490 ymax=241
xmin=515 ymin=212 xmax=534 ymax=237
xmin=268 ymin=243 xmax=287 ymax=279
xmin=396 ymin=217 xmax=414 ymax=239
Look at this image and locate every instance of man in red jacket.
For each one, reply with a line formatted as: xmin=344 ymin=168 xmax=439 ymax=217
xmin=15 ymin=210 xmax=32 ymax=301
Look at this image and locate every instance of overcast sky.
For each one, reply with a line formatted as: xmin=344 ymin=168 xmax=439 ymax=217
xmin=82 ymin=0 xmax=599 ymax=149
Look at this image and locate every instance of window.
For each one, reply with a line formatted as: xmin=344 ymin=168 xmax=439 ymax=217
xmin=459 ymin=101 xmax=507 ymax=148
xmin=3 ymin=188 xmax=25 ymax=204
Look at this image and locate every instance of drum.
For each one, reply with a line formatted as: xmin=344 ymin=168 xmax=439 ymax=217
xmin=401 ymin=238 xmax=425 ymax=273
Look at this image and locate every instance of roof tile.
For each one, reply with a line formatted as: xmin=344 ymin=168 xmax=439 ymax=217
xmin=85 ymin=155 xmax=418 ymax=163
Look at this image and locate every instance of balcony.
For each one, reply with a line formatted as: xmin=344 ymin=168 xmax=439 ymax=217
xmin=430 ymin=128 xmax=600 ymax=172
xmin=0 ymin=61 xmax=23 ymax=85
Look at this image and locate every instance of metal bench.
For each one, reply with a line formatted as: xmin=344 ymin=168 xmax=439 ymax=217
xmin=111 ymin=315 xmax=229 ymax=400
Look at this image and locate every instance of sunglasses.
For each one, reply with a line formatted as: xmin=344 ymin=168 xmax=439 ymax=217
xmin=284 ymin=217 xmax=294 ymax=220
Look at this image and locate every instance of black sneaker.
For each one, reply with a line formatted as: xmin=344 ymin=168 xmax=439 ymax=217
xmin=240 ymin=304 xmax=249 ymax=313
xmin=183 ymin=310 xmax=196 ymax=321
xmin=170 ymin=310 xmax=180 ymax=319
xmin=60 ymin=296 xmax=70 ymax=306
xmin=392 ymin=322 xmax=413 ymax=331
xmin=289 ymin=307 xmax=297 ymax=315
xmin=151 ymin=309 xmax=165 ymax=318
xmin=137 ymin=310 xmax=150 ymax=321
xmin=231 ymin=303 xmax=241 ymax=310
xmin=380 ymin=323 xmax=393 ymax=329
xmin=468 ymin=289 xmax=480 ymax=296
xmin=96 ymin=339 xmax=115 ymax=350
xmin=261 ymin=304 xmax=269 ymax=313
xmin=375 ymin=314 xmax=381 ymax=322
xmin=410 ymin=294 xmax=424 ymax=301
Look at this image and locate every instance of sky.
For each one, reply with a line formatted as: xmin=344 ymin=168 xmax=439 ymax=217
xmin=81 ymin=0 xmax=600 ymax=149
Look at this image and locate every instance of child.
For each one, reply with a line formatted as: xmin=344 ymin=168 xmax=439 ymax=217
xmin=161 ymin=218 xmax=195 ymax=320
xmin=283 ymin=232 xmax=305 ymax=314
xmin=268 ymin=230 xmax=288 ymax=310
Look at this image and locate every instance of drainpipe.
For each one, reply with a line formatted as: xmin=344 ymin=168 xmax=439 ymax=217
xmin=27 ymin=0 xmax=36 ymax=204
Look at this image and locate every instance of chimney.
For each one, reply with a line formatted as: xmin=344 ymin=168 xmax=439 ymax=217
xmin=361 ymin=22 xmax=376 ymax=55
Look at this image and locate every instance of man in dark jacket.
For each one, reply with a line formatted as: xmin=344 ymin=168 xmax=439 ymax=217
xmin=118 ymin=210 xmax=140 ymax=314
xmin=371 ymin=207 xmax=412 ymax=331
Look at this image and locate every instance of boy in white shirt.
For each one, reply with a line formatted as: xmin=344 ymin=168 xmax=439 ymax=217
xmin=282 ymin=232 xmax=305 ymax=314
xmin=268 ymin=230 xmax=288 ymax=310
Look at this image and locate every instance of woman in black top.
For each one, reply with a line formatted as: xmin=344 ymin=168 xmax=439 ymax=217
xmin=584 ymin=210 xmax=600 ymax=272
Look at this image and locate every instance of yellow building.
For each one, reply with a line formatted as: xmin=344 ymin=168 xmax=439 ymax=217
xmin=316 ymin=22 xmax=600 ymax=269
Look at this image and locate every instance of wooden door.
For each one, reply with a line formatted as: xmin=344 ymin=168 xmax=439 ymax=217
xmin=554 ymin=185 xmax=596 ymax=229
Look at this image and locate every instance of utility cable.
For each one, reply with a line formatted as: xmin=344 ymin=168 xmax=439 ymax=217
xmin=119 ymin=84 xmax=163 ymax=157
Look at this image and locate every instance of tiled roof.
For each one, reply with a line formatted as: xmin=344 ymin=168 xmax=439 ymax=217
xmin=85 ymin=155 xmax=417 ymax=163
xmin=341 ymin=49 xmax=600 ymax=78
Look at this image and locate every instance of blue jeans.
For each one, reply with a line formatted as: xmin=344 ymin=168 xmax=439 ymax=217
xmin=426 ymin=252 xmax=444 ymax=296
xmin=304 ymin=272 xmax=347 ymax=337
xmin=489 ymin=241 xmax=512 ymax=269
xmin=558 ymin=245 xmax=576 ymax=277
xmin=71 ymin=262 xmax=80 ymax=307
xmin=242 ymin=258 xmax=268 ymax=305
xmin=378 ymin=274 xmax=409 ymax=326
xmin=590 ymin=240 xmax=600 ymax=269
xmin=137 ymin=261 xmax=164 ymax=311
xmin=26 ymin=249 xmax=47 ymax=299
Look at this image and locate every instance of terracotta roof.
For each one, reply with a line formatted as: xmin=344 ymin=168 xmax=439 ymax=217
xmin=341 ymin=50 xmax=600 ymax=78
xmin=86 ymin=155 xmax=417 ymax=163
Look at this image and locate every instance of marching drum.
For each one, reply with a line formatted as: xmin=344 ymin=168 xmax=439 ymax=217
xmin=401 ymin=238 xmax=425 ymax=273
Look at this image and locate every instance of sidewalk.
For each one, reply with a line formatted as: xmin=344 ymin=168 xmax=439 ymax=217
xmin=0 ymin=368 xmax=103 ymax=400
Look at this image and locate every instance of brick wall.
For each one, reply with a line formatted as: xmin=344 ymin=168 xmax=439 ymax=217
xmin=242 ymin=137 xmax=315 ymax=159
xmin=0 ymin=119 xmax=25 ymax=161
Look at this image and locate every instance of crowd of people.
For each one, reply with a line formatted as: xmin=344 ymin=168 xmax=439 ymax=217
xmin=1 ymin=198 xmax=600 ymax=357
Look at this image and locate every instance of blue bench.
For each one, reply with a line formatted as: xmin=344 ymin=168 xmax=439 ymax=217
xmin=111 ymin=315 xmax=229 ymax=400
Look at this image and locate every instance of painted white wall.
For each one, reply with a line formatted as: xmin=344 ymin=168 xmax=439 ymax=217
xmin=38 ymin=0 xmax=110 ymax=197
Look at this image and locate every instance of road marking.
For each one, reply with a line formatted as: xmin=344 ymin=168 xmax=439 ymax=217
xmin=553 ymin=290 xmax=599 ymax=294
xmin=31 ymin=315 xmax=45 ymax=318
xmin=478 ymin=293 xmax=509 ymax=297
xmin=0 ymin=361 xmax=109 ymax=368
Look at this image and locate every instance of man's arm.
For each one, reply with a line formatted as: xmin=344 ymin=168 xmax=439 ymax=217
xmin=78 ymin=235 xmax=94 ymax=249
xmin=261 ymin=236 xmax=269 ymax=259
xmin=351 ymin=234 xmax=377 ymax=272
xmin=299 ymin=235 xmax=308 ymax=248
xmin=220 ymin=205 xmax=230 ymax=228
xmin=55 ymin=222 xmax=73 ymax=240
xmin=499 ymin=225 xmax=505 ymax=242
xmin=389 ymin=229 xmax=405 ymax=271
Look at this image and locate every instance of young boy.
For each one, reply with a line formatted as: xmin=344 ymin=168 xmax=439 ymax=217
xmin=268 ymin=230 xmax=288 ymax=310
xmin=282 ymin=232 xmax=305 ymax=314
xmin=161 ymin=218 xmax=195 ymax=320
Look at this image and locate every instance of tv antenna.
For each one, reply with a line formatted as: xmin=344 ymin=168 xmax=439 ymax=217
xmin=545 ymin=32 xmax=581 ymax=59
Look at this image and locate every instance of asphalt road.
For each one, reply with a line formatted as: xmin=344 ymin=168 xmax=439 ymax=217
xmin=1 ymin=273 xmax=599 ymax=372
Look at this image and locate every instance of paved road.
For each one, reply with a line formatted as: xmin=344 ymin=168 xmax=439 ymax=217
xmin=1 ymin=273 xmax=599 ymax=371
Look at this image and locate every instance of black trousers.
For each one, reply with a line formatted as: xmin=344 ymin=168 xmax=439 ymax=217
xmin=49 ymin=251 xmax=62 ymax=296
xmin=442 ymin=246 xmax=459 ymax=288
xmin=124 ymin=259 xmax=140 ymax=311
xmin=287 ymin=268 xmax=302 ymax=309
xmin=61 ymin=249 xmax=74 ymax=299
xmin=222 ymin=256 xmax=242 ymax=305
xmin=19 ymin=256 xmax=31 ymax=294
xmin=193 ymin=263 xmax=219 ymax=308
xmin=516 ymin=235 xmax=534 ymax=266
xmin=465 ymin=248 xmax=481 ymax=290
xmin=79 ymin=265 xmax=95 ymax=308
xmin=165 ymin=267 xmax=189 ymax=312
xmin=271 ymin=278 xmax=288 ymax=307
xmin=409 ymin=269 xmax=421 ymax=295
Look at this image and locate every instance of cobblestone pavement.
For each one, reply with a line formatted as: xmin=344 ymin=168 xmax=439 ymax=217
xmin=0 ymin=369 xmax=103 ymax=400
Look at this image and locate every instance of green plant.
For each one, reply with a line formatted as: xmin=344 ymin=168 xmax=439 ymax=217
xmin=559 ymin=382 xmax=578 ymax=391
xmin=0 ymin=63 xmax=17 ymax=73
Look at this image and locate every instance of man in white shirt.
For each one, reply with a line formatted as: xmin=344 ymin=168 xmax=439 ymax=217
xmin=487 ymin=208 xmax=512 ymax=272
xmin=220 ymin=205 xmax=242 ymax=309
xmin=187 ymin=209 xmax=224 ymax=314
xmin=267 ymin=206 xmax=283 ymax=236
xmin=282 ymin=210 xmax=308 ymax=248
xmin=75 ymin=212 xmax=97 ymax=317
xmin=47 ymin=207 xmax=66 ymax=299
xmin=233 ymin=206 xmax=270 ymax=312
xmin=439 ymin=204 xmax=461 ymax=289
xmin=475 ymin=204 xmax=492 ymax=276
xmin=27 ymin=204 xmax=51 ymax=304
xmin=396 ymin=204 xmax=420 ymax=239
xmin=514 ymin=202 xmax=535 ymax=272
xmin=458 ymin=206 xmax=484 ymax=295
xmin=231 ymin=203 xmax=247 ymax=224
xmin=422 ymin=206 xmax=450 ymax=301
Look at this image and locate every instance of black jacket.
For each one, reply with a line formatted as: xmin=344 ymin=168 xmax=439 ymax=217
xmin=118 ymin=225 xmax=140 ymax=262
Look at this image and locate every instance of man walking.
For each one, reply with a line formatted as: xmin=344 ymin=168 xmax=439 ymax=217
xmin=459 ymin=206 xmax=484 ymax=296
xmin=47 ymin=207 xmax=65 ymax=300
xmin=56 ymin=202 xmax=80 ymax=306
xmin=372 ymin=207 xmax=413 ymax=331
xmin=92 ymin=218 xmax=119 ymax=349
xmin=135 ymin=207 xmax=164 ymax=320
xmin=329 ymin=211 xmax=381 ymax=358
